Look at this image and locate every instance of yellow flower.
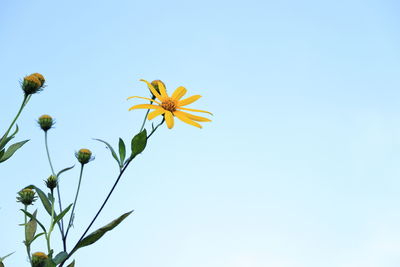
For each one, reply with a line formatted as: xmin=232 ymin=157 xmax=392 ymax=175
xmin=128 ymin=79 xmax=212 ymax=129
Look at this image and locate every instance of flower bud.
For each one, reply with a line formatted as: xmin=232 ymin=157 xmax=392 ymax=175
xmin=75 ymin=148 xmax=93 ymax=164
xmin=31 ymin=252 xmax=48 ymax=267
xmin=37 ymin=114 xmax=54 ymax=132
xmin=45 ymin=175 xmax=58 ymax=190
xmin=16 ymin=188 xmax=37 ymax=206
xmin=31 ymin=73 xmax=45 ymax=87
xmin=22 ymin=75 xmax=41 ymax=95
xmin=150 ymin=80 xmax=165 ymax=99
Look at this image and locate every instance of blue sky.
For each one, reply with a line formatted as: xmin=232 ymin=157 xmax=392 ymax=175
xmin=1 ymin=0 xmax=400 ymax=266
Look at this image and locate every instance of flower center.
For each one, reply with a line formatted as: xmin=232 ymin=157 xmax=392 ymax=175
xmin=161 ymin=99 xmax=177 ymax=112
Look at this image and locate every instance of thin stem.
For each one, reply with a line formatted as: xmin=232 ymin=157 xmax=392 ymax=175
xmin=23 ymin=205 xmax=32 ymax=265
xmin=139 ymin=99 xmax=155 ymax=132
xmin=0 ymin=95 xmax=28 ymax=146
xmin=44 ymin=131 xmax=66 ymax=251
xmin=64 ymin=164 xmax=85 ymax=239
xmin=45 ymin=192 xmax=56 ymax=255
xmin=60 ymin=119 xmax=164 ymax=266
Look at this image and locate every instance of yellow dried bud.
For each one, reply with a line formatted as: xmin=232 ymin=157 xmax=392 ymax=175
xmin=31 ymin=73 xmax=45 ymax=86
xmin=32 ymin=252 xmax=48 ymax=267
xmin=17 ymin=188 xmax=37 ymax=206
xmin=22 ymin=75 xmax=42 ymax=95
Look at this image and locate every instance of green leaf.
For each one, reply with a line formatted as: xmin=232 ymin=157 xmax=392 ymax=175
xmin=94 ymin=138 xmax=120 ymax=165
xmin=57 ymin=165 xmax=75 ymax=178
xmin=53 ymin=252 xmax=68 ymax=264
xmin=73 ymin=210 xmax=133 ymax=252
xmin=66 ymin=260 xmax=75 ymax=267
xmin=25 ymin=210 xmax=38 ymax=244
xmin=131 ymin=130 xmax=147 ymax=158
xmin=32 ymin=186 xmax=52 ymax=216
xmin=0 ymin=125 xmax=19 ymax=150
xmin=20 ymin=209 xmax=47 ymax=233
xmin=118 ymin=138 xmax=126 ymax=166
xmin=0 ymin=252 xmax=15 ymax=262
xmin=0 ymin=262 xmax=4 ymax=267
xmin=0 ymin=150 xmax=4 ymax=160
xmin=0 ymin=139 xmax=29 ymax=162
xmin=31 ymin=232 xmax=45 ymax=243
xmin=53 ymin=204 xmax=73 ymax=227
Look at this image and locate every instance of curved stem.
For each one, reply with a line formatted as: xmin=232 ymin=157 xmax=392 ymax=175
xmin=60 ymin=119 xmax=164 ymax=266
xmin=44 ymin=131 xmax=66 ymax=251
xmin=0 ymin=95 xmax=28 ymax=147
xmin=65 ymin=164 xmax=85 ymax=239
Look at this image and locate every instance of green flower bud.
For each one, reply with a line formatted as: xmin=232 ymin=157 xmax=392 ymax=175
xmin=31 ymin=252 xmax=48 ymax=267
xmin=22 ymin=74 xmax=44 ymax=95
xmin=38 ymin=114 xmax=54 ymax=132
xmin=45 ymin=175 xmax=58 ymax=190
xmin=75 ymin=148 xmax=93 ymax=164
xmin=150 ymin=80 xmax=165 ymax=99
xmin=16 ymin=188 xmax=37 ymax=206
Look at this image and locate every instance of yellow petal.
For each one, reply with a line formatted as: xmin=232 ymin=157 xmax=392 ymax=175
xmin=178 ymin=95 xmax=202 ymax=106
xmin=171 ymin=86 xmax=187 ymax=100
xmin=178 ymin=107 xmax=213 ymax=115
xmin=164 ymin=111 xmax=174 ymax=129
xmin=140 ymin=79 xmax=162 ymax=101
xmin=175 ymin=110 xmax=211 ymax=122
xmin=158 ymin=81 xmax=168 ymax=98
xmin=127 ymin=96 xmax=161 ymax=105
xmin=174 ymin=111 xmax=202 ymax=128
xmin=147 ymin=108 xmax=165 ymax=120
xmin=128 ymin=104 xmax=159 ymax=111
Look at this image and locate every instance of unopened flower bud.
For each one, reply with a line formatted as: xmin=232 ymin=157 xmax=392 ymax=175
xmin=150 ymin=80 xmax=165 ymax=99
xmin=16 ymin=188 xmax=37 ymax=206
xmin=22 ymin=75 xmax=41 ymax=95
xmin=45 ymin=175 xmax=58 ymax=190
xmin=31 ymin=73 xmax=45 ymax=87
xmin=32 ymin=252 xmax=48 ymax=267
xmin=75 ymin=148 xmax=93 ymax=164
xmin=38 ymin=115 xmax=54 ymax=131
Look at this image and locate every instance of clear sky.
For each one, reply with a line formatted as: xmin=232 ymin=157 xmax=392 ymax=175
xmin=1 ymin=0 xmax=400 ymax=266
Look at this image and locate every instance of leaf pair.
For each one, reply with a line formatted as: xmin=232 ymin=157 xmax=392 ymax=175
xmin=95 ymin=129 xmax=147 ymax=170
xmin=0 ymin=125 xmax=29 ymax=163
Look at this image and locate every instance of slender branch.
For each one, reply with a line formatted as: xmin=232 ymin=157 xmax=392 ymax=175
xmin=44 ymin=131 xmax=66 ymax=251
xmin=60 ymin=119 xmax=164 ymax=266
xmin=0 ymin=95 xmax=28 ymax=146
xmin=64 ymin=164 xmax=85 ymax=239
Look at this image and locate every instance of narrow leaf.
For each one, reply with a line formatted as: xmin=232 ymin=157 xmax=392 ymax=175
xmin=131 ymin=130 xmax=147 ymax=158
xmin=57 ymin=165 xmax=75 ymax=178
xmin=118 ymin=138 xmax=126 ymax=166
xmin=0 ymin=125 xmax=18 ymax=150
xmin=0 ymin=252 xmax=15 ymax=262
xmin=74 ymin=211 xmax=133 ymax=251
xmin=53 ymin=204 xmax=73 ymax=227
xmin=31 ymin=232 xmax=45 ymax=243
xmin=25 ymin=210 xmax=38 ymax=244
xmin=53 ymin=252 xmax=68 ymax=264
xmin=20 ymin=209 xmax=46 ymax=233
xmin=0 ymin=140 xmax=29 ymax=162
xmin=94 ymin=138 xmax=120 ymax=165
xmin=66 ymin=260 xmax=75 ymax=267
xmin=32 ymin=186 xmax=52 ymax=216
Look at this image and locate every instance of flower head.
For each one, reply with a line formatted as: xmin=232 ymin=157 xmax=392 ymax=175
xmin=32 ymin=252 xmax=48 ymax=267
xmin=75 ymin=148 xmax=93 ymax=164
xmin=45 ymin=175 xmax=58 ymax=190
xmin=128 ymin=79 xmax=212 ymax=129
xmin=38 ymin=114 xmax=54 ymax=131
xmin=17 ymin=188 xmax=37 ymax=206
xmin=22 ymin=73 xmax=45 ymax=95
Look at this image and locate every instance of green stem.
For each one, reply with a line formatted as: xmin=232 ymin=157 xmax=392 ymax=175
xmin=46 ymin=192 xmax=55 ymax=255
xmin=44 ymin=131 xmax=66 ymax=251
xmin=0 ymin=95 xmax=28 ymax=147
xmin=60 ymin=119 xmax=165 ymax=266
xmin=23 ymin=205 xmax=32 ymax=265
xmin=65 ymin=164 xmax=85 ymax=239
xmin=139 ymin=100 xmax=154 ymax=132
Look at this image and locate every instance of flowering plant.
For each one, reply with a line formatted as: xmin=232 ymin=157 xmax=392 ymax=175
xmin=1 ymin=75 xmax=211 ymax=267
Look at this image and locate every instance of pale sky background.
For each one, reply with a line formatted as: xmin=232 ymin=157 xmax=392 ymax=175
xmin=1 ymin=0 xmax=400 ymax=266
